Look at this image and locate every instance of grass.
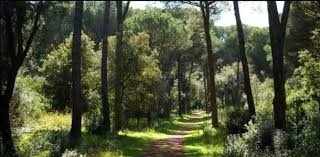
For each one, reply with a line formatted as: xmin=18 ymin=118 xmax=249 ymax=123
xmin=14 ymin=112 xmax=181 ymax=157
xmin=13 ymin=110 xmax=226 ymax=157
xmin=182 ymin=113 xmax=226 ymax=157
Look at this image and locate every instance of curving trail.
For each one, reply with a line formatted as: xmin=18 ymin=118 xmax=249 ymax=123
xmin=139 ymin=111 xmax=204 ymax=157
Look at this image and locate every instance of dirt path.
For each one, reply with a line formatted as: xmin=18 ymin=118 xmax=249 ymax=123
xmin=139 ymin=111 xmax=204 ymax=157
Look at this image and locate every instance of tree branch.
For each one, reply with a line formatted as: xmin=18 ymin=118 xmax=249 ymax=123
xmin=179 ymin=1 xmax=201 ymax=7
xmin=18 ymin=1 xmax=44 ymax=67
xmin=16 ymin=4 xmax=26 ymax=66
xmin=122 ymin=1 xmax=130 ymax=21
xmin=3 ymin=1 xmax=15 ymax=66
xmin=200 ymin=2 xmax=206 ymax=20
xmin=280 ymin=1 xmax=291 ymax=48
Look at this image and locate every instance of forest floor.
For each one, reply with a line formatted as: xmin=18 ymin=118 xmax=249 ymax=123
xmin=138 ymin=110 xmax=225 ymax=157
xmin=14 ymin=110 xmax=225 ymax=157
xmin=139 ymin=111 xmax=204 ymax=157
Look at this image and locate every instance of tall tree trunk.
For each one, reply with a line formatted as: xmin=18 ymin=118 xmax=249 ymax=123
xmin=1 ymin=1 xmax=43 ymax=156
xmin=201 ymin=2 xmax=219 ymax=127
xmin=267 ymin=1 xmax=291 ymax=130
xmin=0 ymin=89 xmax=17 ymax=157
xmin=115 ymin=1 xmax=124 ymax=131
xmin=177 ymin=54 xmax=182 ymax=117
xmin=114 ymin=1 xmax=130 ymax=131
xmin=100 ymin=1 xmax=111 ymax=133
xmin=163 ymin=73 xmax=173 ymax=118
xmin=233 ymin=1 xmax=256 ymax=117
xmin=236 ymin=59 xmax=240 ymax=106
xmin=203 ymin=67 xmax=208 ymax=113
xmin=70 ymin=1 xmax=83 ymax=139
xmin=186 ymin=61 xmax=194 ymax=113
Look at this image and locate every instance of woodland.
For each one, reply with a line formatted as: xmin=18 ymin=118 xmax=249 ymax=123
xmin=0 ymin=1 xmax=319 ymax=157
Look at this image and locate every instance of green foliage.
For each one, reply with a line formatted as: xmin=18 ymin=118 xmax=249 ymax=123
xmin=41 ymin=33 xmax=98 ymax=112
xmin=25 ymin=2 xmax=74 ymax=75
xmin=224 ymin=61 xmax=320 ymax=157
xmin=223 ymin=114 xmax=276 ymax=157
xmin=62 ymin=149 xmax=86 ymax=157
xmin=284 ymin=1 xmax=320 ymax=76
xmin=124 ymin=8 xmax=191 ymax=72
xmin=114 ymin=32 xmax=162 ymax=113
xmin=83 ymin=1 xmax=117 ymax=50
xmin=245 ymin=27 xmax=271 ymax=78
xmin=216 ymin=62 xmax=244 ymax=107
xmin=285 ymin=49 xmax=320 ymax=156
xmin=10 ymin=75 xmax=50 ymax=127
xmin=225 ymin=106 xmax=251 ymax=134
xmin=250 ymin=75 xmax=274 ymax=114
xmin=5 ymin=4 xmax=320 ymax=157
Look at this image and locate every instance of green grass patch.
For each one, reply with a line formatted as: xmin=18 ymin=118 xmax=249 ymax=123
xmin=14 ymin=112 xmax=186 ymax=157
xmin=182 ymin=113 xmax=226 ymax=157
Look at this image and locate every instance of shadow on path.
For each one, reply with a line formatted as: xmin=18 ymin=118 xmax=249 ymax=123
xmin=138 ymin=110 xmax=205 ymax=157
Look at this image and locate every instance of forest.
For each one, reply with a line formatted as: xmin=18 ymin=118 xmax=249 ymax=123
xmin=0 ymin=1 xmax=319 ymax=157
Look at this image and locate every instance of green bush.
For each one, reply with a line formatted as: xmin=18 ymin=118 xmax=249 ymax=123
xmin=10 ymin=76 xmax=49 ymax=127
xmin=223 ymin=114 xmax=276 ymax=157
xmin=62 ymin=149 xmax=86 ymax=157
xmin=17 ymin=130 xmax=68 ymax=157
xmin=225 ymin=106 xmax=251 ymax=134
xmin=40 ymin=33 xmax=99 ymax=112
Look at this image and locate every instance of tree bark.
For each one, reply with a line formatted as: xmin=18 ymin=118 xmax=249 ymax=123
xmin=236 ymin=60 xmax=240 ymax=106
xmin=177 ymin=53 xmax=183 ymax=117
xmin=100 ymin=1 xmax=111 ymax=133
xmin=201 ymin=1 xmax=219 ymax=127
xmin=70 ymin=1 xmax=83 ymax=139
xmin=1 ymin=1 xmax=43 ymax=156
xmin=233 ymin=1 xmax=256 ymax=117
xmin=267 ymin=1 xmax=291 ymax=130
xmin=186 ymin=61 xmax=194 ymax=113
xmin=203 ymin=67 xmax=208 ymax=113
xmin=0 ymin=95 xmax=17 ymax=157
xmin=114 ymin=1 xmax=130 ymax=131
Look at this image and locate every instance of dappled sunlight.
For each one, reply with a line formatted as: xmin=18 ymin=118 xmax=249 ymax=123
xmin=3 ymin=1 xmax=318 ymax=157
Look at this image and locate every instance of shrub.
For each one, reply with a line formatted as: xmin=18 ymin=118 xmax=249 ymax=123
xmin=10 ymin=76 xmax=49 ymax=127
xmin=223 ymin=114 xmax=276 ymax=157
xmin=62 ymin=149 xmax=86 ymax=157
xmin=202 ymin=126 xmax=217 ymax=144
xmin=17 ymin=130 xmax=68 ymax=157
xmin=41 ymin=33 xmax=99 ymax=112
xmin=225 ymin=106 xmax=251 ymax=134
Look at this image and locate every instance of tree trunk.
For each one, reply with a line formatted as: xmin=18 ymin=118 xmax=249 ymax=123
xmin=163 ymin=73 xmax=172 ymax=118
xmin=233 ymin=1 xmax=256 ymax=117
xmin=114 ymin=1 xmax=124 ymax=131
xmin=70 ymin=1 xmax=83 ymax=139
xmin=177 ymin=54 xmax=182 ymax=117
xmin=0 ymin=96 xmax=17 ymax=157
xmin=1 ymin=69 xmax=18 ymax=157
xmin=267 ymin=1 xmax=291 ymax=130
xmin=1 ymin=1 xmax=43 ymax=155
xmin=114 ymin=1 xmax=130 ymax=131
xmin=203 ymin=67 xmax=208 ymax=113
xmin=100 ymin=1 xmax=111 ymax=133
xmin=236 ymin=60 xmax=240 ymax=106
xmin=186 ymin=61 xmax=194 ymax=113
xmin=201 ymin=2 xmax=219 ymax=127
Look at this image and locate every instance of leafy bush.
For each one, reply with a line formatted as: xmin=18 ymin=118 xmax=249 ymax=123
xmin=225 ymin=106 xmax=251 ymax=134
xmin=223 ymin=114 xmax=276 ymax=157
xmin=10 ymin=76 xmax=49 ymax=127
xmin=17 ymin=130 xmax=68 ymax=157
xmin=40 ymin=33 xmax=99 ymax=112
xmin=62 ymin=149 xmax=86 ymax=157
xmin=294 ymin=113 xmax=320 ymax=156
xmin=273 ymin=130 xmax=292 ymax=157
xmin=202 ymin=126 xmax=217 ymax=144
